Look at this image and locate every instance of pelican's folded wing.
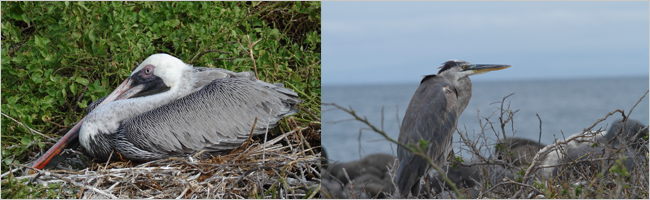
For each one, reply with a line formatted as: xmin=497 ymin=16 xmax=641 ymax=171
xmin=114 ymin=78 xmax=300 ymax=161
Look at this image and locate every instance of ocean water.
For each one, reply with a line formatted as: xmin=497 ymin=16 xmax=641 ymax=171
xmin=322 ymin=77 xmax=649 ymax=163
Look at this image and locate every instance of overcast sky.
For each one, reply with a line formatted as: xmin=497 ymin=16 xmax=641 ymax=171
xmin=322 ymin=1 xmax=649 ymax=86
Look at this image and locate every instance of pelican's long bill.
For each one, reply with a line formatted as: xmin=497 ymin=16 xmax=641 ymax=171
xmin=463 ymin=64 xmax=511 ymax=76
xmin=30 ymin=121 xmax=83 ymax=170
xmin=31 ymin=77 xmax=142 ymax=170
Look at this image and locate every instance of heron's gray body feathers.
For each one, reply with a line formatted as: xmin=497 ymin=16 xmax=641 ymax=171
xmin=395 ymin=60 xmax=509 ymax=197
xmin=396 ymin=74 xmax=460 ymax=197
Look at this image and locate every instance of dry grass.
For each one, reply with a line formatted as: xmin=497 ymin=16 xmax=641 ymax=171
xmin=2 ymin=122 xmax=321 ymax=199
xmin=448 ymin=91 xmax=649 ymax=199
xmin=322 ymin=91 xmax=649 ymax=199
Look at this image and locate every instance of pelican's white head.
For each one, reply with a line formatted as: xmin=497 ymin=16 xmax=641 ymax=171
xmin=132 ymin=53 xmax=191 ymax=89
xmin=86 ymin=54 xmax=192 ymax=112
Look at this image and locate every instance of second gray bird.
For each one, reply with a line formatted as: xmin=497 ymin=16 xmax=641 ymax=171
xmin=396 ymin=60 xmax=510 ymax=197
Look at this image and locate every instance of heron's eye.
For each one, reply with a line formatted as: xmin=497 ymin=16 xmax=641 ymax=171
xmin=462 ymin=65 xmax=466 ymax=69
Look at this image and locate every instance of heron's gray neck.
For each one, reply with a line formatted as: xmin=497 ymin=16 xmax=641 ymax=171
xmin=455 ymin=77 xmax=472 ymax=114
xmin=440 ymin=72 xmax=472 ymax=115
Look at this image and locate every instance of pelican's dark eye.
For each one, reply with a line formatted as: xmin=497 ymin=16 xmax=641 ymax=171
xmin=143 ymin=65 xmax=154 ymax=75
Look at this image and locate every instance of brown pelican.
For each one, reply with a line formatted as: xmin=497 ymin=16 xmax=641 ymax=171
xmin=31 ymin=53 xmax=301 ymax=169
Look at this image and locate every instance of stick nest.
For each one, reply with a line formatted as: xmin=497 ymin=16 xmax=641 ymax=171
xmin=7 ymin=123 xmax=322 ymax=199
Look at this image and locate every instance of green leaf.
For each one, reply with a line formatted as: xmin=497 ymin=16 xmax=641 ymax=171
xmin=166 ymin=19 xmax=180 ymax=27
xmin=75 ymin=77 xmax=89 ymax=86
xmin=21 ymin=136 xmax=30 ymax=145
xmin=270 ymin=28 xmax=280 ymax=40
xmin=7 ymin=4 xmax=25 ymax=21
xmin=34 ymin=35 xmax=43 ymax=47
xmin=418 ymin=140 xmax=429 ymax=150
xmin=77 ymin=100 xmax=88 ymax=109
xmin=70 ymin=83 xmax=77 ymax=95
xmin=77 ymin=1 xmax=91 ymax=12
xmin=31 ymin=73 xmax=43 ymax=84
xmin=88 ymin=29 xmax=96 ymax=43
xmin=11 ymin=55 xmax=24 ymax=64
xmin=253 ymin=20 xmax=262 ymax=27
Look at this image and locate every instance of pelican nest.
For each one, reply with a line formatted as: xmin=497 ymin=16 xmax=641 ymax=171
xmin=5 ymin=121 xmax=322 ymax=199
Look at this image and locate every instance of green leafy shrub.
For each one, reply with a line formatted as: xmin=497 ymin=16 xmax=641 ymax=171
xmin=1 ymin=3 xmax=320 ymax=197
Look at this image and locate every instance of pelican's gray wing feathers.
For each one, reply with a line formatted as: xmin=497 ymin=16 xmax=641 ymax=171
xmin=113 ymin=78 xmax=300 ymax=161
xmin=190 ymin=67 xmax=256 ymax=92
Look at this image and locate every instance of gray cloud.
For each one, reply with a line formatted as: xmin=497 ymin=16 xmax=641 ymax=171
xmin=323 ymin=1 xmax=649 ymax=86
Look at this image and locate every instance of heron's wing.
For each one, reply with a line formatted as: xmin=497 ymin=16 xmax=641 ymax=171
xmin=116 ymin=78 xmax=300 ymax=160
xmin=396 ymin=74 xmax=459 ymax=196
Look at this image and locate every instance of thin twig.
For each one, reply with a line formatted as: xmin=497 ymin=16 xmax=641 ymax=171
xmin=263 ymin=109 xmax=273 ymax=164
xmin=516 ymin=109 xmax=625 ymax=198
xmin=323 ymin=102 xmax=462 ymax=198
xmin=536 ymin=113 xmax=542 ymax=152
xmin=246 ymin=35 xmax=263 ymax=80
xmin=190 ymin=49 xmax=231 ymax=63
xmin=2 ymin=112 xmax=56 ymax=142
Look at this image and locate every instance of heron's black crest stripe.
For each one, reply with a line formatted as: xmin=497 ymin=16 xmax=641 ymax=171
xmin=437 ymin=60 xmax=459 ymax=74
xmin=438 ymin=60 xmax=472 ymax=74
xmin=421 ymin=74 xmax=437 ymax=84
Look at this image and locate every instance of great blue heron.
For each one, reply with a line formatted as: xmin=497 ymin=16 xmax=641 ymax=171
xmin=396 ymin=60 xmax=510 ymax=197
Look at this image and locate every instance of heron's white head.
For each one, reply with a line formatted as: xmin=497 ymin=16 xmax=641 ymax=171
xmin=437 ymin=60 xmax=511 ymax=82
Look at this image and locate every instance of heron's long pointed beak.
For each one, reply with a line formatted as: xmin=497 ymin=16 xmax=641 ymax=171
xmin=31 ymin=77 xmax=144 ymax=170
xmin=464 ymin=64 xmax=511 ymax=76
